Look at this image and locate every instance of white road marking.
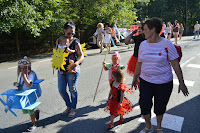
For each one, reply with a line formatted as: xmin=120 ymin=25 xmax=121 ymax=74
xmin=173 ymin=79 xmax=194 ymax=87
xmin=138 ymin=111 xmax=184 ymax=132
xmin=38 ymin=59 xmax=52 ymax=63
xmin=186 ymin=64 xmax=200 ymax=68
xmin=8 ymin=66 xmax=17 ymax=69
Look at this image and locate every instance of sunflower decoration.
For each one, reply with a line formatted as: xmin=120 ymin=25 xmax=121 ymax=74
xmin=81 ymin=43 xmax=87 ymax=57
xmin=51 ymin=48 xmax=69 ymax=71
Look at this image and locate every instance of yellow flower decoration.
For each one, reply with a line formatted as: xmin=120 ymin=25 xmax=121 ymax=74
xmin=81 ymin=43 xmax=87 ymax=56
xmin=51 ymin=48 xmax=69 ymax=71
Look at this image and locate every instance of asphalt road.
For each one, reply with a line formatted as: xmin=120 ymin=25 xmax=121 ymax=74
xmin=0 ymin=36 xmax=200 ymax=133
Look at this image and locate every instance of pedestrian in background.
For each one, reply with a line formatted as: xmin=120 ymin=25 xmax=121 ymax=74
xmin=179 ymin=23 xmax=184 ymax=40
xmin=132 ymin=18 xmax=189 ymax=133
xmin=172 ymin=20 xmax=179 ymax=44
xmin=193 ymin=21 xmax=200 ymax=39
xmin=57 ymin=21 xmax=84 ymax=118
xmin=104 ymin=22 xmax=112 ymax=52
xmin=166 ymin=22 xmax=172 ymax=40
xmin=94 ymin=23 xmax=104 ymax=53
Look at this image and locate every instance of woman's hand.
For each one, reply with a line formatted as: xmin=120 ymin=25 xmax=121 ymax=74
xmin=131 ymin=77 xmax=138 ymax=90
xmin=178 ymin=83 xmax=189 ymax=96
xmin=67 ymin=62 xmax=76 ymax=73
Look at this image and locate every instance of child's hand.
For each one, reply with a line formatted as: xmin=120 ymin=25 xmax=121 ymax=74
xmin=13 ymin=82 xmax=19 ymax=87
xmin=66 ymin=48 xmax=75 ymax=54
xmin=118 ymin=103 xmax=122 ymax=108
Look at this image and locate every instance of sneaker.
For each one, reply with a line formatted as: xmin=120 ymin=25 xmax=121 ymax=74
xmin=62 ymin=108 xmax=71 ymax=115
xmin=35 ymin=110 xmax=40 ymax=121
xmin=68 ymin=110 xmax=76 ymax=117
xmin=27 ymin=125 xmax=36 ymax=132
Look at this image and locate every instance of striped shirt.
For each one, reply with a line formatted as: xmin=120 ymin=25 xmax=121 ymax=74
xmin=138 ymin=38 xmax=179 ymax=84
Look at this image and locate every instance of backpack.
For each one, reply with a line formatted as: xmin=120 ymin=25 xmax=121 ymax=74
xmin=164 ymin=40 xmax=182 ymax=62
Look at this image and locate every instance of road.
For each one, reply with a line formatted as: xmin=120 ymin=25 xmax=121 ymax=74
xmin=0 ymin=36 xmax=200 ymax=133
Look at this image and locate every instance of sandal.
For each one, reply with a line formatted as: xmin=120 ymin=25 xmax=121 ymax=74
xmin=27 ymin=125 xmax=36 ymax=132
xmin=118 ymin=119 xmax=124 ymax=125
xmin=35 ymin=110 xmax=40 ymax=121
xmin=156 ymin=128 xmax=163 ymax=133
xmin=62 ymin=108 xmax=71 ymax=115
xmin=68 ymin=110 xmax=76 ymax=117
xmin=139 ymin=126 xmax=153 ymax=133
xmin=107 ymin=123 xmax=114 ymax=129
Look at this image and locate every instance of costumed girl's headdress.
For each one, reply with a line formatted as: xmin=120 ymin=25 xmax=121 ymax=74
xmin=17 ymin=56 xmax=31 ymax=80
xmin=112 ymin=51 xmax=120 ymax=60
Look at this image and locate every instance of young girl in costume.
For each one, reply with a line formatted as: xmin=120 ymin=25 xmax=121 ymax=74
xmin=104 ymin=69 xmax=134 ymax=129
xmin=103 ymin=52 xmax=125 ymax=82
xmin=94 ymin=23 xmax=104 ymax=53
xmin=13 ymin=56 xmax=40 ymax=132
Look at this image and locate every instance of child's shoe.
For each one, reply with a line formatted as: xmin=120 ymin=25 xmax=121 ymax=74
xmin=27 ymin=125 xmax=36 ymax=132
xmin=118 ymin=119 xmax=124 ymax=125
xmin=107 ymin=123 xmax=114 ymax=129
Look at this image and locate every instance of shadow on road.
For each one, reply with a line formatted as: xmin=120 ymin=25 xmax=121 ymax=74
xmin=0 ymin=103 xmax=107 ymax=133
xmin=128 ymin=95 xmax=200 ymax=133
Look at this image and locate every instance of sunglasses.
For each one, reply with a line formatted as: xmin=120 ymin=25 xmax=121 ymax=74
xmin=67 ymin=32 xmax=75 ymax=36
xmin=18 ymin=60 xmax=30 ymax=65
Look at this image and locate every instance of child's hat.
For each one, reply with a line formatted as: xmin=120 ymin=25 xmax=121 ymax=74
xmin=18 ymin=56 xmax=31 ymax=66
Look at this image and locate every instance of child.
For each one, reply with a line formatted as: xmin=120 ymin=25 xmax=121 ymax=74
xmin=56 ymin=35 xmax=76 ymax=73
xmin=104 ymin=69 xmax=134 ymax=129
xmin=94 ymin=23 xmax=104 ymax=53
xmin=13 ymin=56 xmax=40 ymax=132
xmin=56 ymin=35 xmax=76 ymax=54
xmin=103 ymin=52 xmax=125 ymax=82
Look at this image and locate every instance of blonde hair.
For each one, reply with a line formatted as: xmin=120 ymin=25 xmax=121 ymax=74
xmin=112 ymin=69 xmax=125 ymax=83
xmin=97 ymin=23 xmax=104 ymax=28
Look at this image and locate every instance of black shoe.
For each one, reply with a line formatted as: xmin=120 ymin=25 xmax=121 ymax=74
xmin=35 ymin=110 xmax=40 ymax=121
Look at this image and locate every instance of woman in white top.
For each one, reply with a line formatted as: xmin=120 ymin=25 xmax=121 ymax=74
xmin=104 ymin=22 xmax=112 ymax=52
xmin=94 ymin=23 xmax=104 ymax=53
xmin=132 ymin=18 xmax=189 ymax=133
xmin=165 ymin=22 xmax=172 ymax=40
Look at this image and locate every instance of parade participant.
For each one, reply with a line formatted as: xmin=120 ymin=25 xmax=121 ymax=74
xmin=172 ymin=20 xmax=179 ymax=44
xmin=13 ymin=56 xmax=40 ymax=132
xmin=193 ymin=21 xmax=200 ymax=39
xmin=132 ymin=18 xmax=189 ymax=133
xmin=104 ymin=69 xmax=134 ymax=129
xmin=104 ymin=22 xmax=112 ymax=52
xmin=94 ymin=23 xmax=104 ymax=53
xmin=103 ymin=52 xmax=125 ymax=82
xmin=166 ymin=22 xmax=172 ymax=40
xmin=125 ymin=22 xmax=145 ymax=77
xmin=56 ymin=21 xmax=84 ymax=118
xmin=179 ymin=23 xmax=184 ymax=40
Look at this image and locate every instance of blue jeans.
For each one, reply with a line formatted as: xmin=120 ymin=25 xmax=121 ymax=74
xmin=58 ymin=71 xmax=80 ymax=110
xmin=194 ymin=31 xmax=199 ymax=38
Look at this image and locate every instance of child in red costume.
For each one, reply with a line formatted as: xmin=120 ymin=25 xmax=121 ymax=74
xmin=104 ymin=69 xmax=134 ymax=129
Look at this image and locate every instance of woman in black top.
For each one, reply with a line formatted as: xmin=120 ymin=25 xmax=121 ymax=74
xmin=172 ymin=20 xmax=179 ymax=44
xmin=125 ymin=22 xmax=145 ymax=77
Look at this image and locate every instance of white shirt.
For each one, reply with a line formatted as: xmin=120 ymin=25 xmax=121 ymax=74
xmin=20 ymin=72 xmax=34 ymax=91
xmin=138 ymin=38 xmax=179 ymax=84
xmin=194 ymin=24 xmax=200 ymax=31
